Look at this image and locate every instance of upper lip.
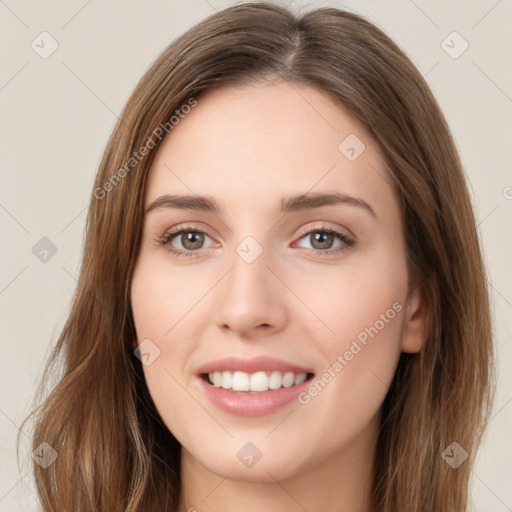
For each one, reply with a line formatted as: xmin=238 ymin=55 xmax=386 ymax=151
xmin=197 ymin=356 xmax=314 ymax=375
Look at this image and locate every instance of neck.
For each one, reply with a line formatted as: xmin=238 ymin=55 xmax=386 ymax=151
xmin=177 ymin=411 xmax=380 ymax=512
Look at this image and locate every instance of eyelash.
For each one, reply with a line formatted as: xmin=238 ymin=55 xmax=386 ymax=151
xmin=156 ymin=223 xmax=355 ymax=259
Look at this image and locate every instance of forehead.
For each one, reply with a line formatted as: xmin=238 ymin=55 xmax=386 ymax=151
xmin=144 ymin=81 xmax=395 ymax=220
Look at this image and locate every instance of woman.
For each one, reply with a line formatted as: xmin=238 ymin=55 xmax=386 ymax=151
xmin=20 ymin=2 xmax=494 ymax=511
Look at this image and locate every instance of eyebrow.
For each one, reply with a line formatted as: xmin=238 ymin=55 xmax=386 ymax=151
xmin=145 ymin=191 xmax=376 ymax=218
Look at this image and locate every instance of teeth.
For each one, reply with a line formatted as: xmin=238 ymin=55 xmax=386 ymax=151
xmin=268 ymin=371 xmax=282 ymax=389
xmin=207 ymin=370 xmax=309 ymax=392
xmin=212 ymin=371 xmax=222 ymax=387
xmin=294 ymin=373 xmax=307 ymax=385
xmin=232 ymin=371 xmax=249 ymax=391
xmin=282 ymin=372 xmax=295 ymax=388
xmin=221 ymin=371 xmax=232 ymax=389
xmin=250 ymin=371 xmax=268 ymax=392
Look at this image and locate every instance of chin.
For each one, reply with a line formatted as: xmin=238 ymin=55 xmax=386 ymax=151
xmin=180 ymin=433 xmax=312 ymax=483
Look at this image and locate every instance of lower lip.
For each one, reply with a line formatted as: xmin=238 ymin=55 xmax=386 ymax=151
xmin=197 ymin=376 xmax=313 ymax=417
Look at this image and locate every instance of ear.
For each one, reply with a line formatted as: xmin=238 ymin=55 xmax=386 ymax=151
xmin=400 ymin=286 xmax=427 ymax=353
xmin=131 ymin=339 xmax=138 ymax=350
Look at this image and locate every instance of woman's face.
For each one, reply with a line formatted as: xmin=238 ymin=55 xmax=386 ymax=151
xmin=130 ymin=81 xmax=424 ymax=482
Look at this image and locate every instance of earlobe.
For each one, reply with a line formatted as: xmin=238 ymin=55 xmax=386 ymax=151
xmin=401 ymin=287 xmax=427 ymax=353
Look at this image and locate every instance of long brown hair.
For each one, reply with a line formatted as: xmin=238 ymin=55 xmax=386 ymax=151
xmin=19 ymin=2 xmax=494 ymax=510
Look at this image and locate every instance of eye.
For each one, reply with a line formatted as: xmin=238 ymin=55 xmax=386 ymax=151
xmin=156 ymin=223 xmax=355 ymax=259
xmin=156 ymin=224 xmax=216 ymax=259
xmin=293 ymin=225 xmax=355 ymax=255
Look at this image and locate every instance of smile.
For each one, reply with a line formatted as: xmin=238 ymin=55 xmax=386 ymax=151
xmin=196 ymin=356 xmax=315 ymax=416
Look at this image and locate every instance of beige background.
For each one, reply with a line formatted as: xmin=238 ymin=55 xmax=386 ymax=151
xmin=1 ymin=0 xmax=511 ymax=510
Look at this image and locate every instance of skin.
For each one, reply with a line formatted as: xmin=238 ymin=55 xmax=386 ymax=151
xmin=130 ymin=81 xmax=426 ymax=512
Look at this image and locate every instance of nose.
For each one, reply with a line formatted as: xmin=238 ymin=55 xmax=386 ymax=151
xmin=212 ymin=242 xmax=288 ymax=338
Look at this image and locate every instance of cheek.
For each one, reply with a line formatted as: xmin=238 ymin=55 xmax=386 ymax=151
xmin=314 ymin=298 xmax=405 ymax=408
xmin=289 ymin=245 xmax=407 ymax=357
xmin=130 ymin=258 xmax=210 ymax=441
xmin=130 ymin=257 xmax=207 ymax=343
xmin=290 ymin=259 xmax=407 ymax=447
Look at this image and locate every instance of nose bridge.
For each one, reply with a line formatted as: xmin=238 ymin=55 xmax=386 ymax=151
xmin=213 ymin=231 xmax=287 ymax=334
xmin=227 ymin=233 xmax=273 ymax=302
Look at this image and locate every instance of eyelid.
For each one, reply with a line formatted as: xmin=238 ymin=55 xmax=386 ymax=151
xmin=295 ymin=222 xmax=354 ymax=240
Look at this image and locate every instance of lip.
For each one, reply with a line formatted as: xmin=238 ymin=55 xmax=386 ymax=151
xmin=196 ymin=356 xmax=315 ymax=417
xmin=197 ymin=356 xmax=313 ymax=375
